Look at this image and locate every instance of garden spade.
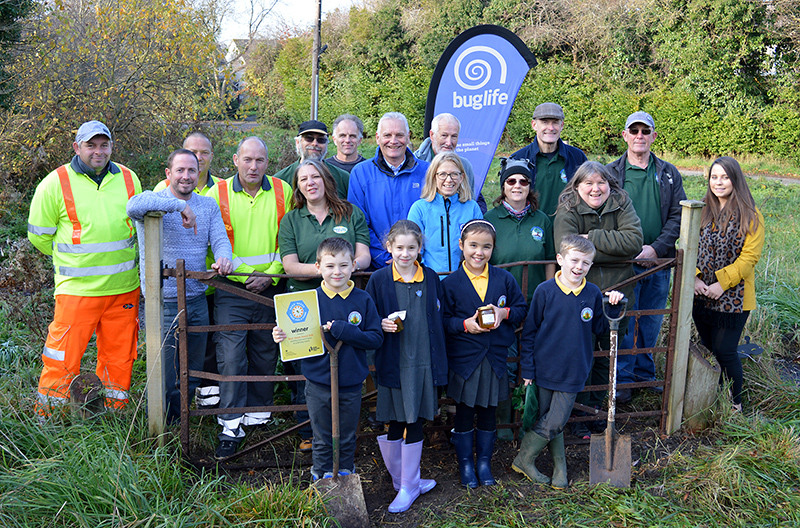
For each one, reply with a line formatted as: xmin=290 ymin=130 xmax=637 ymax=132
xmin=590 ymin=298 xmax=631 ymax=488
xmin=313 ymin=332 xmax=370 ymax=528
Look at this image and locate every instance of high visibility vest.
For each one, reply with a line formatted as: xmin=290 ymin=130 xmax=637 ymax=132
xmin=209 ymin=176 xmax=289 ymax=277
xmin=27 ymin=163 xmax=142 ymax=296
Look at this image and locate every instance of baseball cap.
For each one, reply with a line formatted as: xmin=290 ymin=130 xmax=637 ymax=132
xmin=75 ymin=121 xmax=112 ymax=143
xmin=625 ymin=111 xmax=655 ymax=130
xmin=532 ymin=103 xmax=564 ymax=121
xmin=298 ymin=120 xmax=328 ymax=135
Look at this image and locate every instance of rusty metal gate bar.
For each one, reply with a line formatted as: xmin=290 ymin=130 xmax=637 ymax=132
xmin=168 ymin=252 xmax=681 ymax=458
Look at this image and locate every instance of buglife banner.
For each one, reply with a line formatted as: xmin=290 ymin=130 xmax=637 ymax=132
xmin=424 ymin=25 xmax=536 ymax=195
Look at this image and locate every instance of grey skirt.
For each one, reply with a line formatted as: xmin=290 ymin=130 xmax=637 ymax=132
xmin=448 ymin=356 xmax=509 ymax=408
xmin=376 ymin=366 xmax=436 ymax=423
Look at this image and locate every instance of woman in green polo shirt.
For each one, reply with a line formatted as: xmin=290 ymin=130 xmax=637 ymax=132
xmin=279 ymin=159 xmax=371 ymax=292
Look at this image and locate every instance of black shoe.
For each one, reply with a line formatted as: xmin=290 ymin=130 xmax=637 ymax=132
xmin=367 ymin=411 xmax=384 ymax=430
xmin=646 ymin=385 xmax=664 ymax=395
xmin=570 ymin=422 xmax=591 ymax=440
xmin=215 ymin=440 xmax=239 ymax=460
xmin=615 ymin=388 xmax=633 ymax=403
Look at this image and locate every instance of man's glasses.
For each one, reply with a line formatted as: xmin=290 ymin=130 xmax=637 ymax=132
xmin=628 ymin=127 xmax=652 ymax=136
xmin=505 ymin=177 xmax=530 ymax=187
xmin=302 ymin=135 xmax=328 ymax=144
xmin=436 ymin=171 xmax=462 ymax=181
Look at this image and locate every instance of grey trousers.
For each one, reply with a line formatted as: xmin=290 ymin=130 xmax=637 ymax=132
xmin=305 ymin=380 xmax=362 ymax=478
xmin=533 ymin=387 xmax=578 ymax=441
xmin=214 ymin=287 xmax=278 ymax=438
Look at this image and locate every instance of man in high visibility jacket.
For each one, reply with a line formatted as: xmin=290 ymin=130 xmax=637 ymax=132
xmin=206 ymin=136 xmax=292 ymax=459
xmin=27 ymin=120 xmax=143 ymax=415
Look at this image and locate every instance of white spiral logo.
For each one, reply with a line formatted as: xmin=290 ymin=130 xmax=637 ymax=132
xmin=453 ymin=45 xmax=508 ymax=91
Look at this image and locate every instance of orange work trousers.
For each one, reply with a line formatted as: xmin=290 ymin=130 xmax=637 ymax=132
xmin=36 ymin=288 xmax=140 ymax=414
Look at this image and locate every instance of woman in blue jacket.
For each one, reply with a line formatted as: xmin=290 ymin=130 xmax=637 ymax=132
xmin=407 ymin=152 xmax=483 ymax=272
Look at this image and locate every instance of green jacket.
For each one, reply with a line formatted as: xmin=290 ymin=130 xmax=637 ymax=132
xmin=553 ymin=192 xmax=643 ymax=298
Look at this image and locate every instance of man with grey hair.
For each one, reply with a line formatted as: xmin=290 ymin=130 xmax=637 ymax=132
xmin=273 ymin=120 xmax=350 ymax=199
xmin=348 ymin=112 xmax=429 ymax=268
xmin=510 ymin=102 xmax=588 ymax=216
xmin=327 ymin=114 xmax=366 ymax=173
xmin=414 ymin=112 xmax=486 ymax=212
xmin=206 ymin=136 xmax=293 ymax=459
xmin=606 ymin=111 xmax=685 ymax=402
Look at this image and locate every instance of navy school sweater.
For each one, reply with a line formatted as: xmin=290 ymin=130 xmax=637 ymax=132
xmin=519 ymin=278 xmax=610 ymax=393
xmin=441 ymin=265 xmax=527 ymax=380
xmin=365 ymin=264 xmax=448 ymax=388
xmin=300 ymin=286 xmax=383 ymax=392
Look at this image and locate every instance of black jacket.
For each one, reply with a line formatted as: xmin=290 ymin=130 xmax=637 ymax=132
xmin=606 ymin=152 xmax=686 ymax=258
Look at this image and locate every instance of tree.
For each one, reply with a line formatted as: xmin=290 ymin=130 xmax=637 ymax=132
xmin=2 ymin=0 xmax=221 ymax=187
xmin=0 ymin=0 xmax=33 ymax=108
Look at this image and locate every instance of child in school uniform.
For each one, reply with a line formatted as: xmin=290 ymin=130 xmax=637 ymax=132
xmin=366 ymin=219 xmax=448 ymax=513
xmin=441 ymin=219 xmax=528 ymax=488
xmin=514 ymin=234 xmax=624 ymax=489
xmin=273 ymin=237 xmax=383 ymax=480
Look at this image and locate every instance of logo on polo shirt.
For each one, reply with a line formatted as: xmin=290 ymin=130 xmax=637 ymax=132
xmin=560 ymin=169 xmax=567 ymax=183
xmin=581 ymin=307 xmax=593 ymax=322
xmin=530 ymin=226 xmax=543 ymax=241
xmin=348 ymin=311 xmax=362 ymax=325
xmin=333 ymin=225 xmax=348 ymax=234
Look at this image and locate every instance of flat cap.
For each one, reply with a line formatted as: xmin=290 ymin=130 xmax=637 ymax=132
xmin=532 ymin=103 xmax=564 ymax=121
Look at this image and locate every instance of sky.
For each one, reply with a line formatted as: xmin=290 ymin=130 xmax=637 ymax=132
xmin=220 ymin=0 xmax=358 ymax=42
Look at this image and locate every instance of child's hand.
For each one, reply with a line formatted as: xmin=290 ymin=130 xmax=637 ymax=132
xmin=488 ymin=304 xmax=508 ymax=329
xmin=464 ymin=311 xmax=489 ymax=334
xmin=605 ymin=291 xmax=624 ymax=305
xmin=272 ymin=326 xmax=286 ymax=343
xmin=381 ymin=318 xmax=398 ymax=333
xmin=323 ymin=321 xmax=334 ymax=332
xmin=523 ymin=378 xmax=533 ymax=386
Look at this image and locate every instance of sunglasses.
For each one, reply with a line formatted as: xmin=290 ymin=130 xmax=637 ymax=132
xmin=505 ymin=177 xmax=530 ymax=187
xmin=302 ymin=135 xmax=328 ymax=144
xmin=628 ymin=127 xmax=652 ymax=136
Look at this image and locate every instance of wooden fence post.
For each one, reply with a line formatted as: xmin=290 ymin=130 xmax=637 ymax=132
xmin=665 ymin=200 xmax=705 ymax=434
xmin=143 ymin=212 xmax=165 ymax=443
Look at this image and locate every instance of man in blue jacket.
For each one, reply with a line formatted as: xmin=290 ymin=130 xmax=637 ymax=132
xmin=510 ymin=102 xmax=588 ymax=216
xmin=348 ymin=112 xmax=429 ymax=269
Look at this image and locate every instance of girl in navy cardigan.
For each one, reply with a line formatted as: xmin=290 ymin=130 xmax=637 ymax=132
xmin=441 ymin=219 xmax=527 ymax=488
xmin=366 ymin=220 xmax=447 ymax=513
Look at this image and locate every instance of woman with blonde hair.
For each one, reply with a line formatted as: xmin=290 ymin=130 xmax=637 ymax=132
xmin=407 ymin=152 xmax=482 ymax=272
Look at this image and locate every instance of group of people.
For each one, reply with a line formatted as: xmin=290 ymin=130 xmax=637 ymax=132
xmin=27 ymin=102 xmax=764 ymax=511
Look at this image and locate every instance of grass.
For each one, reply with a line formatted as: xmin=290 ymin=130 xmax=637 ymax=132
xmin=1 ymin=153 xmax=799 ymax=526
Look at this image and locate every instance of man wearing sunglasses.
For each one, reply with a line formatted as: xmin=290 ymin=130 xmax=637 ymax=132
xmin=510 ymin=102 xmax=588 ymax=217
xmin=606 ymin=111 xmax=686 ymax=403
xmin=273 ymin=120 xmax=350 ymax=199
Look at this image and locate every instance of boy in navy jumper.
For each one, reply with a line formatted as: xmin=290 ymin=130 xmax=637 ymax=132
xmin=273 ymin=238 xmax=383 ymax=480
xmin=514 ymin=234 xmax=623 ymax=489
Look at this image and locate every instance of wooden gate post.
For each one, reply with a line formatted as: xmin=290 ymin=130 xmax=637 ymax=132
xmin=665 ymin=200 xmax=705 ymax=434
xmin=143 ymin=212 xmax=166 ymax=442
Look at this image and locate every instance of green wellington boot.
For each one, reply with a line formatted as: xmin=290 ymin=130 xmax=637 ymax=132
xmin=549 ymin=432 xmax=568 ymax=489
xmin=511 ymin=431 xmax=550 ymax=484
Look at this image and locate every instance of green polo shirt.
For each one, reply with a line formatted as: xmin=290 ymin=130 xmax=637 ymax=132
xmin=278 ymin=204 xmax=370 ymax=291
xmin=273 ymin=159 xmax=350 ymax=200
xmin=484 ymin=204 xmax=555 ymax=302
xmin=624 ymin=156 xmax=662 ymax=246
xmin=535 ymin=152 xmax=567 ymax=217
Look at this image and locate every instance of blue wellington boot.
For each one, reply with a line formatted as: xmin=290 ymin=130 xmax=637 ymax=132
xmin=450 ymin=429 xmax=479 ymax=489
xmin=475 ymin=429 xmax=497 ymax=486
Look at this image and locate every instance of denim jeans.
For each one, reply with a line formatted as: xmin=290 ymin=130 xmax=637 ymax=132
xmin=162 ymin=294 xmax=208 ymax=424
xmin=618 ymin=265 xmax=671 ymax=384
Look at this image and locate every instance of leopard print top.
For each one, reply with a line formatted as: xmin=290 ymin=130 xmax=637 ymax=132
xmin=696 ymin=216 xmax=746 ymax=313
